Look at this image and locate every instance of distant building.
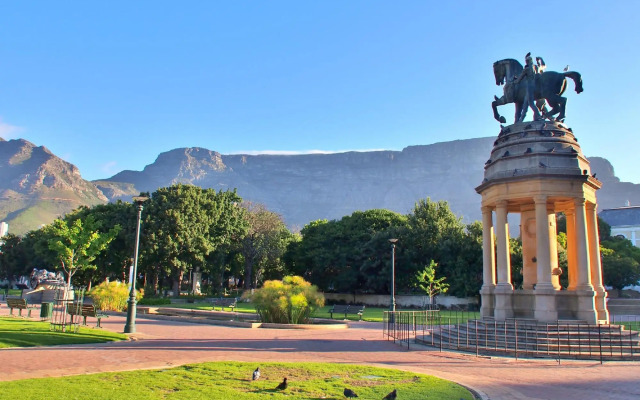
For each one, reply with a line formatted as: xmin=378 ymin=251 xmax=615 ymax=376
xmin=0 ymin=222 xmax=8 ymax=238
xmin=599 ymin=206 xmax=640 ymax=247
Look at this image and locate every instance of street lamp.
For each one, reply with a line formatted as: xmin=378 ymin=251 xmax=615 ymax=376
xmin=124 ymin=196 xmax=149 ymax=334
xmin=389 ymin=238 xmax=398 ymax=312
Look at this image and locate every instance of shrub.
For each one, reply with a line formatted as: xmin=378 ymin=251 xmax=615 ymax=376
xmin=89 ymin=281 xmax=143 ymax=311
xmin=137 ymin=297 xmax=172 ymax=306
xmin=251 ymin=276 xmax=324 ymax=324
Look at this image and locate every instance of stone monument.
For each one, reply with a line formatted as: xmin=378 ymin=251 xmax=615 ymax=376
xmin=476 ymin=54 xmax=608 ymax=324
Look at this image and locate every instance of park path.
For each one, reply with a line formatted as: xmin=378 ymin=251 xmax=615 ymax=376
xmin=1 ymin=307 xmax=639 ymax=400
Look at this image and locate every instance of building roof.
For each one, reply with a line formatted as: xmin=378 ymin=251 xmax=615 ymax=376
xmin=599 ymin=206 xmax=640 ymax=227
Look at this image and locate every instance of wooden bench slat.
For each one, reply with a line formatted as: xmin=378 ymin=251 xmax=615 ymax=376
xmin=66 ymin=303 xmax=108 ymax=327
xmin=211 ymin=297 xmax=237 ymax=311
xmin=329 ymin=304 xmax=365 ymax=320
xmin=6 ymin=298 xmax=36 ymax=317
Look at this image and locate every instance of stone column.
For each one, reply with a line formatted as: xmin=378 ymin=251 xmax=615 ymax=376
xmin=547 ymin=210 xmax=561 ymax=290
xmin=574 ymin=197 xmax=597 ymax=324
xmin=534 ymin=196 xmax=553 ymax=290
xmin=565 ymin=208 xmax=578 ymax=290
xmin=494 ymin=200 xmax=513 ymax=319
xmin=587 ymin=202 xmax=609 ymax=322
xmin=574 ymin=198 xmax=594 ymax=291
xmin=521 ymin=206 xmax=537 ymax=290
xmin=480 ymin=206 xmax=496 ymax=318
xmin=534 ymin=195 xmax=557 ymax=321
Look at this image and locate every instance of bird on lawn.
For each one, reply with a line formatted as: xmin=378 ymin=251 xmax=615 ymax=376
xmin=252 ymin=367 xmax=260 ymax=380
xmin=383 ymin=389 xmax=397 ymax=400
xmin=344 ymin=387 xmax=359 ymax=398
xmin=276 ymin=377 xmax=288 ymax=390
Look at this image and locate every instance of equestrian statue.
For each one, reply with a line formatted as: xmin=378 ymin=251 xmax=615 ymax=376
xmin=491 ymin=53 xmax=583 ymax=124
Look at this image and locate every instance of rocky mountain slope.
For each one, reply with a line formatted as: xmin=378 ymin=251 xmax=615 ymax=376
xmin=0 ymin=138 xmax=107 ymax=235
xmin=1 ymin=136 xmax=638 ymax=235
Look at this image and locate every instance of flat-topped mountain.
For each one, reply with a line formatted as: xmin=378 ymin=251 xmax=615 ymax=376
xmin=94 ymin=137 xmax=639 ymax=229
xmin=0 ymin=136 xmax=638 ymax=235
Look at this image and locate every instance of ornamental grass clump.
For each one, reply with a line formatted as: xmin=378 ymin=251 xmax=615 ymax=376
xmin=251 ymin=276 xmax=324 ymax=324
xmin=89 ymin=281 xmax=143 ymax=311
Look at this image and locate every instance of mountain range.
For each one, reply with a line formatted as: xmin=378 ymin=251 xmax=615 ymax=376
xmin=1 ymin=136 xmax=638 ymax=235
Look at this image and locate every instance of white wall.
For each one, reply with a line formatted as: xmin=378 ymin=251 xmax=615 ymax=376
xmin=323 ymin=293 xmax=478 ymax=308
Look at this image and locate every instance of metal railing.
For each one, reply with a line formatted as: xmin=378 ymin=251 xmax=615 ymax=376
xmin=383 ymin=308 xmax=640 ymax=363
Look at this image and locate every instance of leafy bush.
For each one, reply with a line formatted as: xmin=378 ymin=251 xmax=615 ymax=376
xmin=137 ymin=297 xmax=172 ymax=306
xmin=251 ymin=275 xmax=324 ymax=324
xmin=89 ymin=281 xmax=143 ymax=311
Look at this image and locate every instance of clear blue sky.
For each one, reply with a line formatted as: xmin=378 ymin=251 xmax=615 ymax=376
xmin=1 ymin=1 xmax=638 ymax=183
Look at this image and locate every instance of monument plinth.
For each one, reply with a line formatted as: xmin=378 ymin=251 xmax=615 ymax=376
xmin=479 ymin=55 xmax=608 ymax=324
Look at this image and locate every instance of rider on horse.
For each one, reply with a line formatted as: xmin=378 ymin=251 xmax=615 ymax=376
xmin=515 ymin=52 xmax=542 ymax=122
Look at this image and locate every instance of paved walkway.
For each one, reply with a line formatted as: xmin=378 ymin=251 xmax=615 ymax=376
xmin=1 ymin=308 xmax=639 ymax=399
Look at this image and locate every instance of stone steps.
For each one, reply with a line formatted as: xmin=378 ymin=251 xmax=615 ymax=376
xmin=417 ymin=319 xmax=640 ymax=360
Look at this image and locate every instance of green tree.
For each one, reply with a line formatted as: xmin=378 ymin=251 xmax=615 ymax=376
xmin=46 ymin=215 xmax=120 ymax=289
xmin=142 ymin=184 xmax=246 ymax=295
xmin=65 ymin=201 xmax=140 ymax=288
xmin=240 ymin=202 xmax=292 ymax=289
xmin=287 ymin=209 xmax=407 ymax=294
xmin=0 ymin=234 xmax=31 ymax=281
xmin=601 ymin=236 xmax=640 ymax=295
xmin=403 ymin=198 xmax=479 ymax=296
xmin=414 ymin=260 xmax=449 ymax=305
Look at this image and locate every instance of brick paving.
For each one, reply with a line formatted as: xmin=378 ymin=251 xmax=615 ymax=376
xmin=1 ymin=307 xmax=639 ymax=399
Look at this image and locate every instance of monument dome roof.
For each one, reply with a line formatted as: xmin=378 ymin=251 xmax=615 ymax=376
xmin=477 ymin=120 xmax=595 ymax=191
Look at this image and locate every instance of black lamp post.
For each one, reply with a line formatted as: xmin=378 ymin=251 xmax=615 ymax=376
xmin=389 ymin=238 xmax=398 ymax=312
xmin=124 ymin=196 xmax=148 ymax=334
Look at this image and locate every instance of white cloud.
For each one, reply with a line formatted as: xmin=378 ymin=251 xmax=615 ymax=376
xmin=0 ymin=118 xmax=23 ymax=139
xmin=229 ymin=149 xmax=388 ymax=156
xmin=100 ymin=161 xmax=118 ymax=174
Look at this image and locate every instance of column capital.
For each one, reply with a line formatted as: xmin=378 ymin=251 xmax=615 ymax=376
xmin=533 ymin=195 xmax=547 ymax=204
xmin=496 ymin=200 xmax=508 ymax=208
xmin=585 ymin=202 xmax=597 ymax=212
xmin=574 ymin=197 xmax=587 ymax=207
xmin=481 ymin=206 xmax=494 ymax=214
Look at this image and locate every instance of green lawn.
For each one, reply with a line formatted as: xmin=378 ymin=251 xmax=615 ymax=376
xmin=0 ymin=317 xmax=127 ymax=348
xmin=0 ymin=361 xmax=475 ymax=400
xmin=160 ymin=302 xmax=480 ymax=323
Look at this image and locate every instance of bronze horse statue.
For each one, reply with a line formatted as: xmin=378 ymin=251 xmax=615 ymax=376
xmin=491 ymin=58 xmax=583 ymax=123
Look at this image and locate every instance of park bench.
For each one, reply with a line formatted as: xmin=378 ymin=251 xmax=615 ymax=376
xmin=329 ymin=304 xmax=365 ymax=320
xmin=66 ymin=303 xmax=109 ymax=327
xmin=211 ymin=297 xmax=237 ymax=312
xmin=6 ymin=298 xmax=37 ymax=317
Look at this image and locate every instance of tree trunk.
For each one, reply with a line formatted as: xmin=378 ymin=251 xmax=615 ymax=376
xmin=244 ymin=259 xmax=253 ymax=289
xmin=153 ymin=273 xmax=159 ymax=295
xmin=172 ymin=270 xmax=184 ymax=296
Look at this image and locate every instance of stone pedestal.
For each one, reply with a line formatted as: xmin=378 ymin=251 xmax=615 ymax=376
xmin=476 ymin=120 xmax=609 ymax=324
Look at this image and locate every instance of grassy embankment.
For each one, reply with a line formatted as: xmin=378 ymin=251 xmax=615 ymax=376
xmin=0 ymin=361 xmax=475 ymax=400
xmin=0 ymin=317 xmax=127 ymax=348
xmin=163 ymin=301 xmax=480 ymax=323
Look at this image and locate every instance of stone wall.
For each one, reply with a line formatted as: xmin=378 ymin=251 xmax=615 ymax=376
xmin=322 ymin=293 xmax=478 ymax=308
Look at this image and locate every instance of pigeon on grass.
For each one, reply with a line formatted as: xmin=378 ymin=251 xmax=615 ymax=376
xmin=382 ymin=389 xmax=397 ymax=400
xmin=276 ymin=377 xmax=288 ymax=390
xmin=344 ymin=387 xmax=359 ymax=397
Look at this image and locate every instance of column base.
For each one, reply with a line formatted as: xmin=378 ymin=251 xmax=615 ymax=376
xmin=493 ymin=285 xmax=513 ymax=320
xmin=534 ymin=286 xmax=558 ymax=322
xmin=480 ymin=285 xmax=495 ymax=319
xmin=575 ymin=289 xmax=598 ymax=325
xmin=594 ymin=288 xmax=610 ymax=323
